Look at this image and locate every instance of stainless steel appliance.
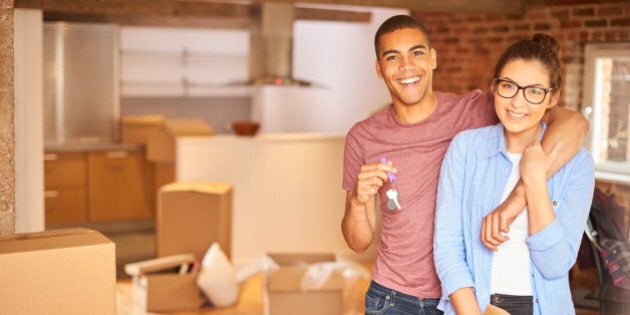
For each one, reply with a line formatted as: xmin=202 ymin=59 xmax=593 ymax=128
xmin=44 ymin=22 xmax=120 ymax=145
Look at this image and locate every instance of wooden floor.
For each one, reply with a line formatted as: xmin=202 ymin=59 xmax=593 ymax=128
xmin=116 ymin=266 xmax=371 ymax=315
xmin=115 ymin=267 xmax=600 ymax=315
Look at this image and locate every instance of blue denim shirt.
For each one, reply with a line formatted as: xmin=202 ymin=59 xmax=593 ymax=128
xmin=434 ymin=123 xmax=595 ymax=314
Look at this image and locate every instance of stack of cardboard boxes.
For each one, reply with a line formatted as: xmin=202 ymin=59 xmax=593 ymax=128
xmin=0 ymin=228 xmax=116 ymax=314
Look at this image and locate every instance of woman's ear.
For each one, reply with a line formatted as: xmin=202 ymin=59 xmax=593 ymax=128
xmin=547 ymin=91 xmax=560 ymax=109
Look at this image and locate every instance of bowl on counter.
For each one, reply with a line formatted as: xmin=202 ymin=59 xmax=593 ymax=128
xmin=232 ymin=120 xmax=260 ymax=136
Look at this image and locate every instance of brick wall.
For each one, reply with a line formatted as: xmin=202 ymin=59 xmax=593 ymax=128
xmin=413 ymin=0 xmax=630 ymax=240
xmin=413 ymin=1 xmax=630 ymax=112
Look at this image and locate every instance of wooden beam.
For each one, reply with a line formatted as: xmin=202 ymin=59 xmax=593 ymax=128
xmin=17 ymin=0 xmax=372 ymax=27
xmin=257 ymin=0 xmax=525 ymax=14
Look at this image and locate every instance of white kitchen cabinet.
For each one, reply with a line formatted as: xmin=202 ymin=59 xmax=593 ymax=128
xmin=120 ymin=27 xmax=250 ymax=97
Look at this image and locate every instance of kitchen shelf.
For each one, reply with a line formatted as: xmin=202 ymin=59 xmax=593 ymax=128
xmin=121 ymin=80 xmax=253 ymax=97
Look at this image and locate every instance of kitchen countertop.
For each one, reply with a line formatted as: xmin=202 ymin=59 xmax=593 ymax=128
xmin=44 ymin=142 xmax=144 ymax=152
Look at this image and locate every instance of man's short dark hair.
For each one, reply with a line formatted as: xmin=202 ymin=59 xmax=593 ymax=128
xmin=374 ymin=15 xmax=431 ymax=59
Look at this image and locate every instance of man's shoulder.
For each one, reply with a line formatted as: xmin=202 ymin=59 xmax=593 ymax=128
xmin=436 ymin=89 xmax=490 ymax=106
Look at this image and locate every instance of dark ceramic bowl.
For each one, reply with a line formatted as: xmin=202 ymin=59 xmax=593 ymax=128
xmin=232 ymin=120 xmax=260 ymax=136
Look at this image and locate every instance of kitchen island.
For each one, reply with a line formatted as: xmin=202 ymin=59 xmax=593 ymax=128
xmin=176 ymin=133 xmax=350 ymax=264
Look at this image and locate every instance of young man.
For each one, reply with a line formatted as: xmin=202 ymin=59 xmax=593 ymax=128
xmin=341 ymin=15 xmax=589 ymax=315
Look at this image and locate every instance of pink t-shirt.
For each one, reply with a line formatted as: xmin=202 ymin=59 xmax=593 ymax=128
xmin=342 ymin=90 xmax=497 ymax=298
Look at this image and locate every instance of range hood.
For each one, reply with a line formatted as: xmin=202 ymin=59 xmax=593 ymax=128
xmin=248 ymin=2 xmax=311 ymax=86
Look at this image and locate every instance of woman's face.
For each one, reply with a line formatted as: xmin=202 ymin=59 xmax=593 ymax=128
xmin=493 ymin=59 xmax=557 ymax=139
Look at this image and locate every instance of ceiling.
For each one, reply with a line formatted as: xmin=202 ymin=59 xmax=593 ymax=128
xmin=15 ymin=0 xmax=527 ymax=28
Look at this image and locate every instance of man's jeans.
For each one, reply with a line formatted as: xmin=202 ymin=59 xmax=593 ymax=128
xmin=365 ymin=281 xmax=443 ymax=315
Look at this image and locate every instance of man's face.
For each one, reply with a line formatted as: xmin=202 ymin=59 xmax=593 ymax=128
xmin=375 ymin=28 xmax=437 ymax=107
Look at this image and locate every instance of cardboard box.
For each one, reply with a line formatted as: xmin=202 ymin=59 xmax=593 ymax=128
xmin=125 ymin=253 xmax=201 ymax=312
xmin=157 ymin=182 xmax=232 ymax=260
xmin=0 ymin=228 xmax=116 ymax=315
xmin=147 ymin=118 xmax=214 ymax=163
xmin=264 ymin=253 xmax=345 ymax=315
xmin=121 ymin=115 xmax=165 ymax=145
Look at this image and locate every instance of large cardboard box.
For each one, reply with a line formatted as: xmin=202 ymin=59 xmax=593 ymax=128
xmin=157 ymin=181 xmax=233 ymax=260
xmin=0 ymin=228 xmax=116 ymax=315
xmin=121 ymin=115 xmax=165 ymax=145
xmin=147 ymin=118 xmax=214 ymax=163
xmin=125 ymin=253 xmax=201 ymax=312
xmin=264 ymin=253 xmax=345 ymax=315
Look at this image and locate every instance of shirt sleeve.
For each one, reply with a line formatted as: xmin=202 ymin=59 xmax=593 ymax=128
xmin=526 ymin=149 xmax=595 ymax=279
xmin=434 ymin=132 xmax=476 ymax=298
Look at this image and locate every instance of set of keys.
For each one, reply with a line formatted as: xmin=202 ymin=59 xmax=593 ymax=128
xmin=380 ymin=157 xmax=402 ymax=210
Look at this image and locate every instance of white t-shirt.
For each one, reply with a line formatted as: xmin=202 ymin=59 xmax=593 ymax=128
xmin=490 ymin=152 xmax=533 ymax=296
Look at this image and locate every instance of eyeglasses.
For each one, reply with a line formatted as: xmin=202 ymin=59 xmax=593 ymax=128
xmin=494 ymin=78 xmax=553 ymax=105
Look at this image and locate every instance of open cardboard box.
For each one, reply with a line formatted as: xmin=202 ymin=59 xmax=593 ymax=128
xmin=264 ymin=253 xmax=345 ymax=315
xmin=0 ymin=228 xmax=116 ymax=315
xmin=125 ymin=253 xmax=202 ymax=312
xmin=146 ymin=118 xmax=214 ymax=163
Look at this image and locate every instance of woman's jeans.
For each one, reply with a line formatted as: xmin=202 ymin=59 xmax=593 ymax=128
xmin=365 ymin=281 xmax=443 ymax=315
xmin=489 ymin=293 xmax=533 ymax=315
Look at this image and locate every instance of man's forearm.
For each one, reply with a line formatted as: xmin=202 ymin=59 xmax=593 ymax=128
xmin=542 ymin=106 xmax=590 ymax=176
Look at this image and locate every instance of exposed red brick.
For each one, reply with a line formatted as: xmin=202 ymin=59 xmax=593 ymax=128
xmin=597 ymin=6 xmax=624 ymax=17
xmin=473 ymin=26 xmax=489 ymax=34
xmin=591 ymin=30 xmax=604 ymax=41
xmin=561 ymin=20 xmax=583 ymax=28
xmin=534 ymin=23 xmax=552 ymax=30
xmin=492 ymin=25 xmax=510 ymax=33
xmin=444 ymin=37 xmax=459 ymax=44
xmin=513 ymin=23 xmax=530 ymax=31
xmin=551 ymin=9 xmax=570 ymax=19
xmin=604 ymin=30 xmax=618 ymax=41
xmin=585 ymin=19 xmax=608 ymax=27
xmin=455 ymin=47 xmax=470 ymax=54
xmin=619 ymin=30 xmax=630 ymax=40
xmin=611 ymin=18 xmax=630 ymax=26
xmin=467 ymin=16 xmax=483 ymax=23
xmin=486 ymin=15 xmax=505 ymax=22
xmin=436 ymin=26 xmax=450 ymax=34
xmin=573 ymin=7 xmax=596 ymax=16
xmin=454 ymin=26 xmax=469 ymax=33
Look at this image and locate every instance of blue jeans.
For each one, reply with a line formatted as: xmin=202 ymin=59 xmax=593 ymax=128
xmin=489 ymin=294 xmax=533 ymax=315
xmin=365 ymin=281 xmax=443 ymax=315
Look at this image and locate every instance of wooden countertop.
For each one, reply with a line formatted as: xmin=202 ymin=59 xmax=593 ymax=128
xmin=45 ymin=142 xmax=144 ymax=152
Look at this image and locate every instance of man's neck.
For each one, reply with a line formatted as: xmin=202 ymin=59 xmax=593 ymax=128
xmin=391 ymin=92 xmax=439 ymax=125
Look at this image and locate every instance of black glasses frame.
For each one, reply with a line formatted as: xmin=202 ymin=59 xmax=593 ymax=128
xmin=494 ymin=78 xmax=553 ymax=105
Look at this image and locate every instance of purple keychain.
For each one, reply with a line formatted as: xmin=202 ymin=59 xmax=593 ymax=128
xmin=380 ymin=157 xmax=402 ymax=210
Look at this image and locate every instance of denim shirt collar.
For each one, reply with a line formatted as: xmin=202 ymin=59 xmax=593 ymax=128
xmin=483 ymin=121 xmax=548 ymax=160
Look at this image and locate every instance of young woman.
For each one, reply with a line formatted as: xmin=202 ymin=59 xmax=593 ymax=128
xmin=433 ymin=33 xmax=595 ymax=315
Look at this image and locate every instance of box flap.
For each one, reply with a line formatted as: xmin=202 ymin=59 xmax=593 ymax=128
xmin=160 ymin=181 xmax=232 ymax=195
xmin=121 ymin=115 xmax=165 ymax=126
xmin=0 ymin=228 xmax=112 ymax=255
xmin=268 ymin=265 xmax=345 ymax=292
xmin=268 ymin=253 xmax=336 ymax=266
xmin=125 ymin=253 xmax=196 ymax=276
xmin=266 ymin=253 xmax=344 ymax=293
xmin=165 ymin=119 xmax=214 ymax=137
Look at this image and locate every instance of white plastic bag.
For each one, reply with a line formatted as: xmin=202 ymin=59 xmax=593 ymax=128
xmin=196 ymin=243 xmax=238 ymax=307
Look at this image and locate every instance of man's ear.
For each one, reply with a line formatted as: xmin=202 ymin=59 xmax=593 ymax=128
xmin=375 ymin=59 xmax=384 ymax=79
xmin=430 ymin=48 xmax=437 ymax=70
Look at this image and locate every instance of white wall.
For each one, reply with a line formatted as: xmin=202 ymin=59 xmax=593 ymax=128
xmin=14 ymin=9 xmax=44 ymax=233
xmin=252 ymin=8 xmax=408 ymax=135
xmin=176 ymin=135 xmax=349 ymax=264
